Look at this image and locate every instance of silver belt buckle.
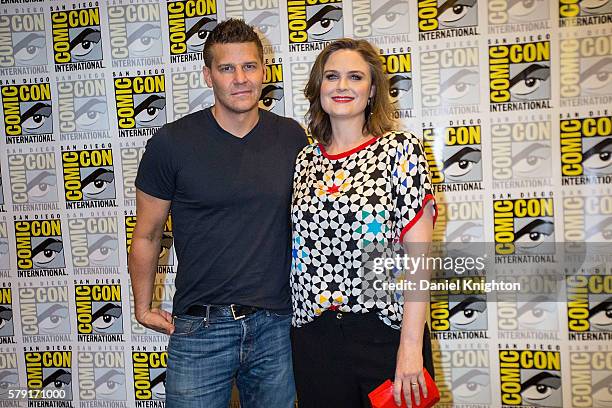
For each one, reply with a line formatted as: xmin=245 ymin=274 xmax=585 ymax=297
xmin=230 ymin=304 xmax=246 ymax=320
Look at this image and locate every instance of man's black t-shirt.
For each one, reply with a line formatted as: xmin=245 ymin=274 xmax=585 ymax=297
xmin=135 ymin=108 xmax=307 ymax=314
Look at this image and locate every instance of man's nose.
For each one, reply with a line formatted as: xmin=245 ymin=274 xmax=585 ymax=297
xmin=234 ymin=68 xmax=247 ymax=83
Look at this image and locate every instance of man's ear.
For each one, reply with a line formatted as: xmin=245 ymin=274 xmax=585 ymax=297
xmin=203 ymin=66 xmax=213 ymax=88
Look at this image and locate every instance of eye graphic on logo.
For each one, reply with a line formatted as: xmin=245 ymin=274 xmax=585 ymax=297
xmin=159 ymin=233 xmax=173 ymax=260
xmin=38 ymin=304 xmax=69 ymax=333
xmin=150 ymin=371 xmax=166 ymax=399
xmin=372 ymin=0 xmax=409 ymax=34
xmin=517 ymin=296 xmax=556 ymax=329
xmin=26 ymin=171 xmax=56 ymax=201
xmin=127 ymin=24 xmax=162 ymax=57
xmin=447 ymin=222 xmax=482 ymax=243
xmin=32 ymin=238 xmax=63 ymax=267
xmin=89 ymin=235 xmax=118 ymax=264
xmin=70 ymin=28 xmax=101 ymax=60
xmin=81 ymin=168 xmax=115 ymax=199
xmin=508 ymin=0 xmax=544 ymax=19
xmin=190 ymin=89 xmax=214 ymax=112
xmin=0 ymin=239 xmax=8 ymax=256
xmin=259 ymin=85 xmax=284 ymax=111
xmin=589 ymin=297 xmax=612 ymax=331
xmin=453 ymin=369 xmax=489 ymax=401
xmin=389 ymin=75 xmax=412 ymax=103
xmin=14 ymin=33 xmax=46 ymax=65
xmin=42 ymin=369 xmax=71 ymax=391
xmin=0 ymin=305 xmax=13 ymax=330
xmin=585 ymin=217 xmax=612 ymax=241
xmin=449 ymin=296 xmax=487 ymax=328
xmin=21 ymin=102 xmax=52 ymax=133
xmin=442 ymin=147 xmax=481 ymax=181
xmin=186 ymin=17 xmax=216 ymax=52
xmin=514 ymin=219 xmax=554 ymax=250
xmin=581 ymin=57 xmax=612 ymax=95
xmin=75 ymin=98 xmax=107 ymax=129
xmin=592 ymin=373 xmax=612 ymax=406
xmin=437 ymin=0 xmax=478 ymax=28
xmin=441 ymin=69 xmax=478 ymax=102
xmin=250 ymin=11 xmax=279 ymax=39
xmin=583 ymin=138 xmax=612 ymax=174
xmin=135 ymin=95 xmax=166 ymax=125
xmin=512 ymin=143 xmax=550 ymax=176
xmin=580 ymin=0 xmax=612 ymax=15
xmin=0 ymin=371 xmax=18 ymax=397
xmin=92 ymin=303 xmax=122 ymax=332
xmin=520 ymin=372 xmax=561 ymax=404
xmin=307 ymin=5 xmax=343 ymax=38
xmin=509 ymin=64 xmax=550 ymax=99
xmin=95 ymin=369 xmax=125 ymax=399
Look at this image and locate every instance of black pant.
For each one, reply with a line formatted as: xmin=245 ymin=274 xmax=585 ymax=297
xmin=291 ymin=312 xmax=434 ymax=408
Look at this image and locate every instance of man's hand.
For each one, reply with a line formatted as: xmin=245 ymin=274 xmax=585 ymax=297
xmin=136 ymin=308 xmax=175 ymax=335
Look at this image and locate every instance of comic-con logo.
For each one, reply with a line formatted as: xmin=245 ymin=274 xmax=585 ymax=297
xmin=570 ymin=350 xmax=612 ymax=407
xmin=108 ymin=3 xmax=164 ymax=66
xmin=563 ymin=192 xmax=612 ymax=242
xmin=489 ymin=38 xmax=552 ymax=111
xmin=14 ymin=218 xmax=66 ymax=276
xmin=0 ymin=173 xmax=4 ymax=211
xmin=433 ymin=200 xmax=484 ymax=243
xmin=62 ymin=146 xmax=117 ymax=209
xmin=559 ymin=0 xmax=612 ymax=27
xmin=0 ymin=221 xmax=9 ymax=270
xmin=433 ymin=348 xmax=491 ymax=405
xmin=491 ymin=117 xmax=552 ymax=188
xmin=114 ymin=72 xmax=166 ymax=137
xmin=417 ymin=0 xmax=479 ymax=40
xmin=493 ymin=197 xmax=555 ymax=255
xmin=566 ymin=274 xmax=612 ymax=340
xmin=0 ymin=11 xmax=48 ymax=71
xmin=120 ymin=143 xmax=145 ymax=207
xmin=0 ymin=287 xmax=14 ymax=339
xmin=224 ymin=0 xmax=282 ymax=46
xmin=7 ymin=151 xmax=60 ymax=210
xmin=560 ymin=33 xmax=612 ymax=106
xmin=51 ymin=5 xmax=104 ymax=72
xmin=75 ymin=283 xmax=123 ymax=341
xmin=171 ymin=66 xmax=214 ymax=120
xmin=132 ymin=350 xmax=167 ymax=401
xmin=420 ymin=45 xmax=479 ymax=116
xmin=352 ymin=0 xmax=409 ymax=38
xmin=488 ymin=0 xmax=550 ymax=28
xmin=25 ymin=350 xmax=72 ymax=400
xmin=78 ymin=349 xmax=126 ymax=401
xmin=125 ymin=213 xmax=174 ymax=269
xmin=380 ymin=49 xmax=413 ymax=118
xmin=430 ymin=276 xmax=488 ymax=339
xmin=19 ymin=284 xmax=71 ymax=338
xmin=68 ymin=215 xmax=119 ymax=273
xmin=423 ymin=123 xmax=483 ymax=192
xmin=287 ymin=0 xmax=344 ymax=52
xmin=57 ymin=76 xmax=109 ymax=140
xmin=1 ymin=81 xmax=54 ymax=144
xmin=290 ymin=59 xmax=313 ymax=122
xmin=260 ymin=59 xmax=284 ymax=115
xmin=0 ymin=352 xmax=18 ymax=397
xmin=167 ymin=0 xmax=217 ymax=63
xmin=560 ymin=115 xmax=612 ymax=185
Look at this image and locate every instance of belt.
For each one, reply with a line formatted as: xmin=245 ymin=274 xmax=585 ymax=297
xmin=185 ymin=304 xmax=259 ymax=320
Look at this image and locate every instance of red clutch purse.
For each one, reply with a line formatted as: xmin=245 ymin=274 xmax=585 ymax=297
xmin=368 ymin=368 xmax=440 ymax=408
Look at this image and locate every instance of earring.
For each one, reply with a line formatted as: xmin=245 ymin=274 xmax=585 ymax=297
xmin=365 ymin=97 xmax=373 ymax=118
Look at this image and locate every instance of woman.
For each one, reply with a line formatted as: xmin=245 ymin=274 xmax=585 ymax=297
xmin=290 ymin=38 xmax=437 ymax=408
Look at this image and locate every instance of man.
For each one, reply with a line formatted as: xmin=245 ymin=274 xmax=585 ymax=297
xmin=129 ymin=19 xmax=307 ymax=407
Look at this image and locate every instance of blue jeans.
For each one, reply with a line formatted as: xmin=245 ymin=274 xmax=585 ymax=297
xmin=165 ymin=309 xmax=295 ymax=408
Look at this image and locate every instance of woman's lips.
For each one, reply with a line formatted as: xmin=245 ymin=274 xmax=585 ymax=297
xmin=331 ymin=96 xmax=354 ymax=103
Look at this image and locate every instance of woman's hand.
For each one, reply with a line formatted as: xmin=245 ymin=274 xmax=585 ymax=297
xmin=394 ymin=341 xmax=427 ymax=407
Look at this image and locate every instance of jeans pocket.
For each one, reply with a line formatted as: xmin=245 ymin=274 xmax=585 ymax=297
xmin=172 ymin=315 xmax=204 ymax=337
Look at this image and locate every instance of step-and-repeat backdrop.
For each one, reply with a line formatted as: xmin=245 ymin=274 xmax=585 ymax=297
xmin=0 ymin=0 xmax=611 ymax=407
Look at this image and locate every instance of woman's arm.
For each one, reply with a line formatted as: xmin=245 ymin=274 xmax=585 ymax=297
xmin=393 ymin=200 xmax=435 ymax=407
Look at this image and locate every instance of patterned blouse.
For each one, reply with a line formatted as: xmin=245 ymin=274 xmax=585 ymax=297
xmin=291 ymin=131 xmax=436 ymax=329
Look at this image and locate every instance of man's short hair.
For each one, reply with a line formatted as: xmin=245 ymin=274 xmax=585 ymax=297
xmin=203 ymin=19 xmax=264 ymax=68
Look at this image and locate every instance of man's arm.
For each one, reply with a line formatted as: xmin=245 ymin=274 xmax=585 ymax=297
xmin=128 ymin=189 xmax=174 ymax=334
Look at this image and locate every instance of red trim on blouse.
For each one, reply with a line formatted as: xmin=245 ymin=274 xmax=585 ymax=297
xmin=319 ymin=136 xmax=378 ymax=160
xmin=398 ymin=194 xmax=438 ymax=242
